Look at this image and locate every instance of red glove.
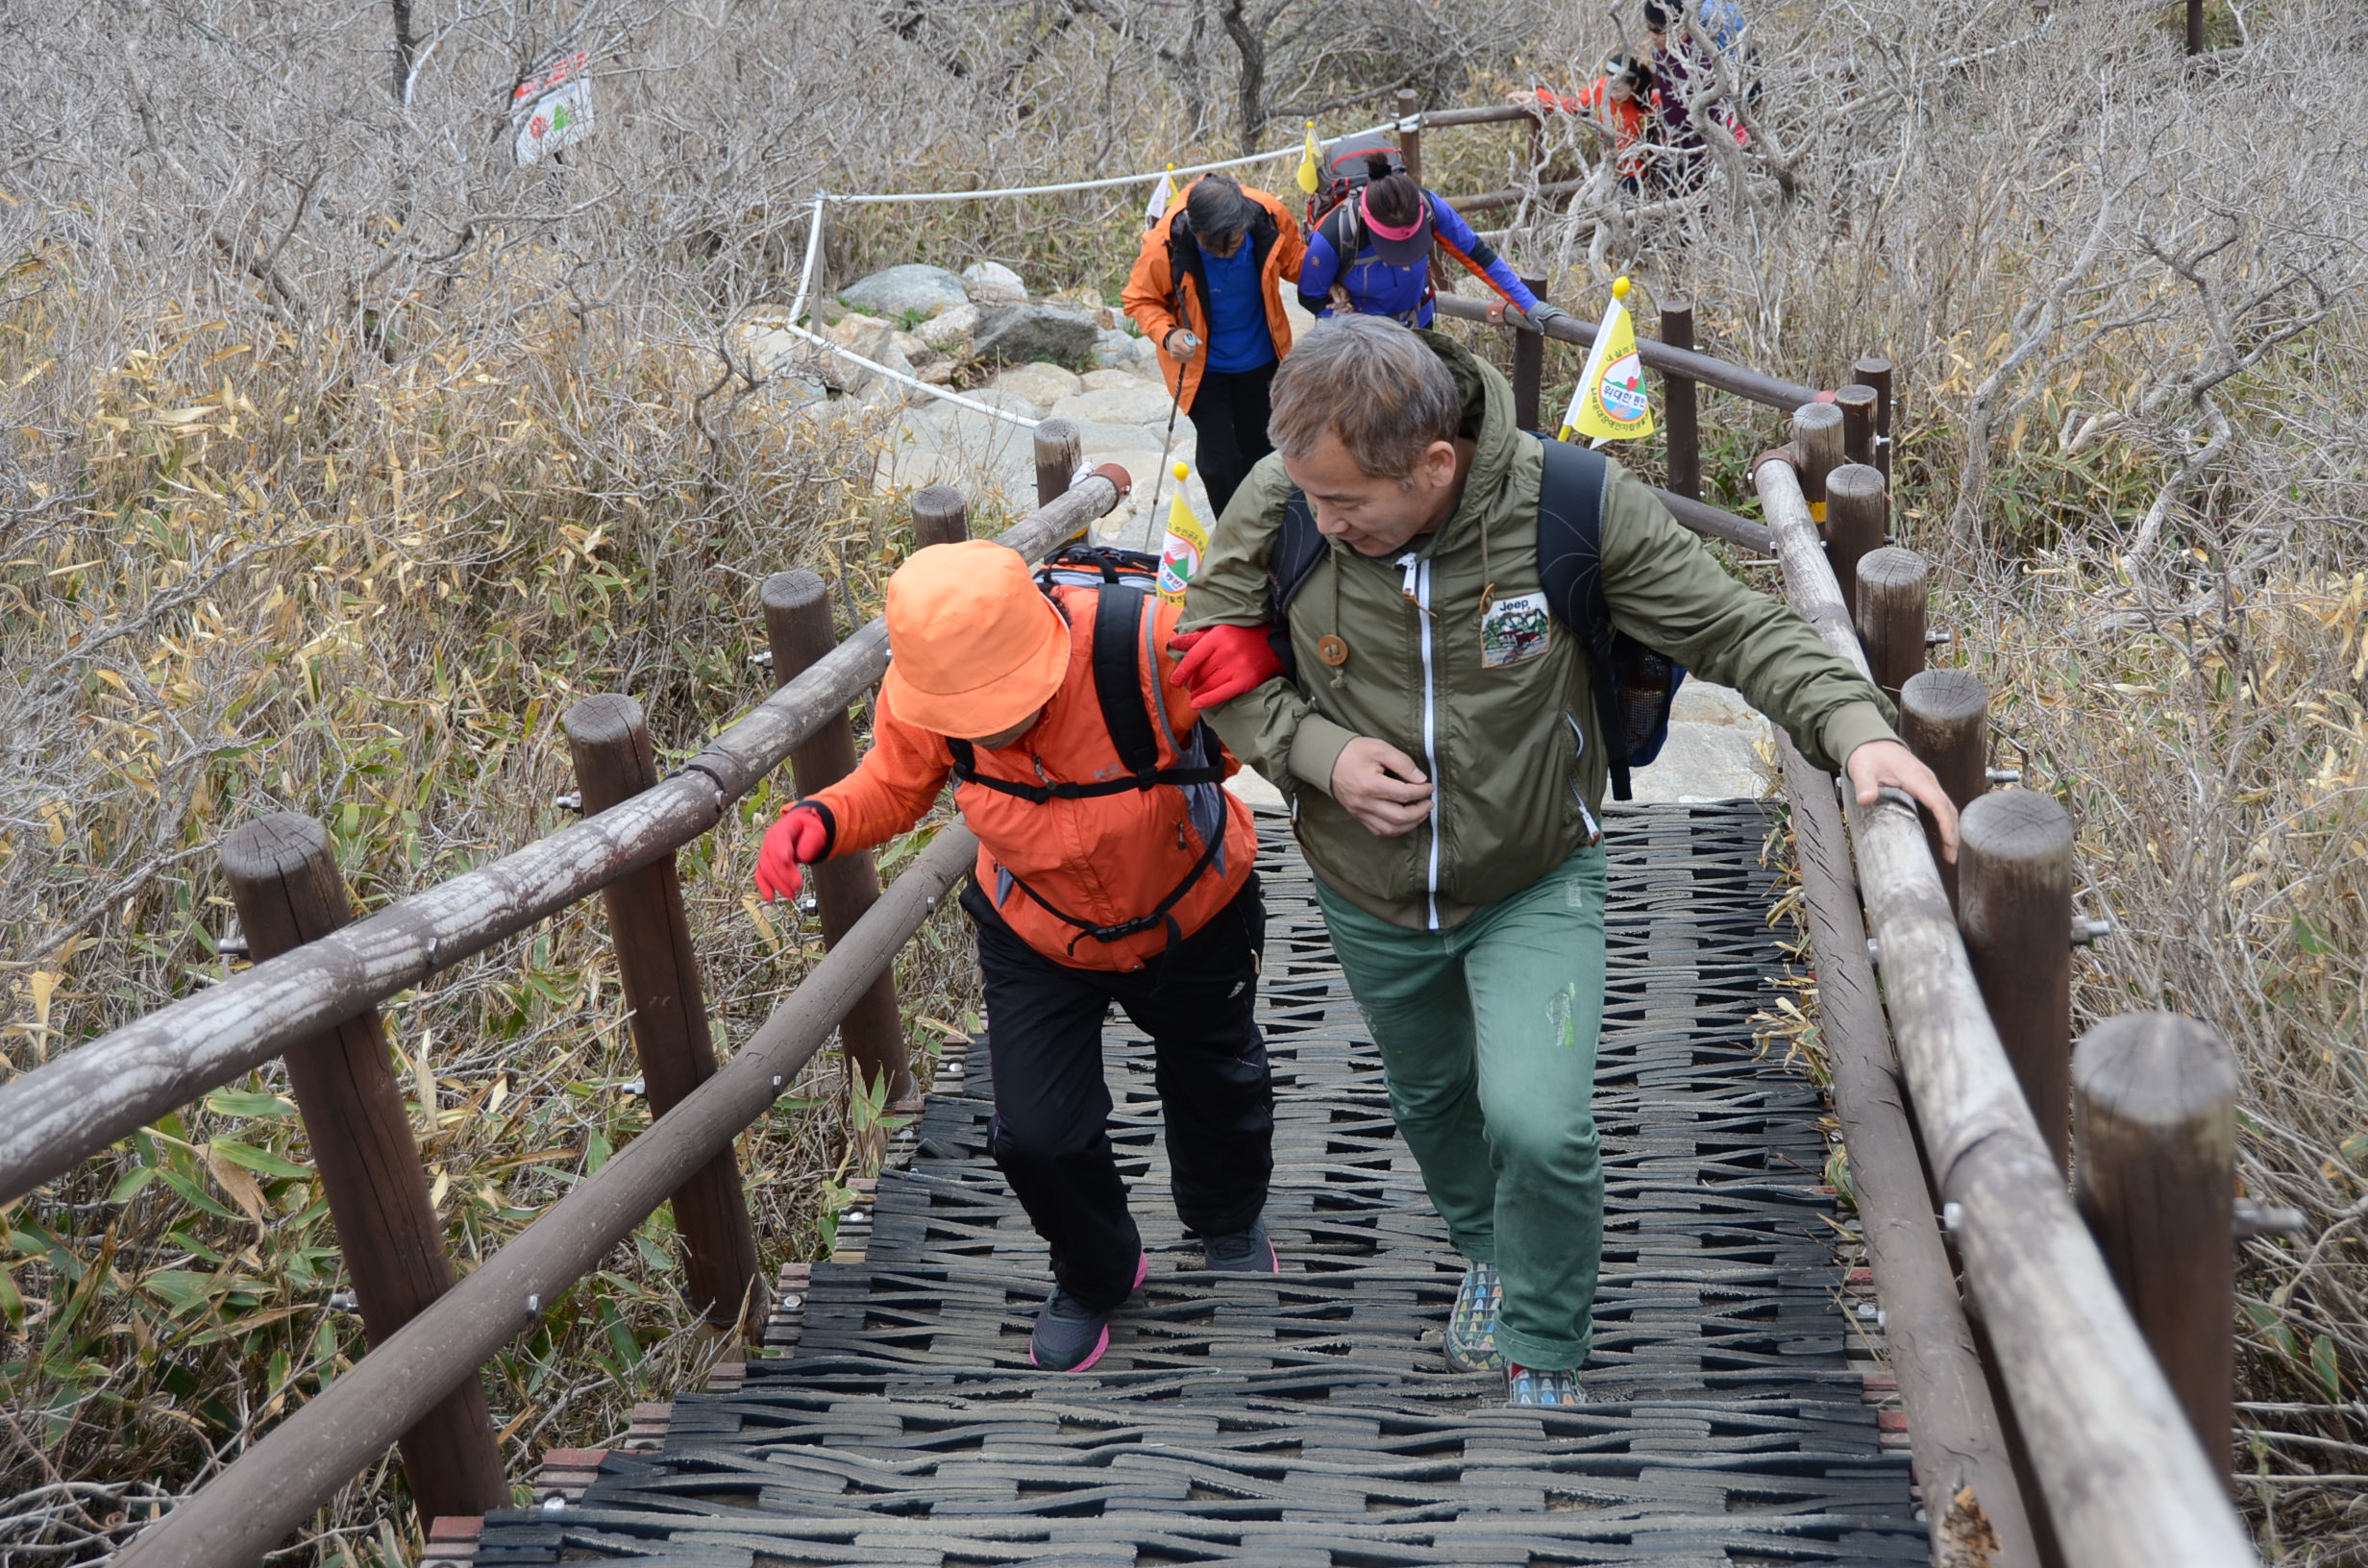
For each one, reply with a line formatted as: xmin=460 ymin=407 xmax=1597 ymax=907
xmin=1170 ymin=624 xmax=1284 ymax=707
xmin=754 ymin=802 xmax=830 ymax=903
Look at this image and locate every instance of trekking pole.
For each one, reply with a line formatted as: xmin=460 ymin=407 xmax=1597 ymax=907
xmin=1143 ymin=356 xmax=1187 ymax=520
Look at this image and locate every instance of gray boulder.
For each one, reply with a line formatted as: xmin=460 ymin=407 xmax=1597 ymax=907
xmin=919 ymin=304 xmax=980 ymax=350
xmin=973 ymin=302 xmax=1099 ymax=367
xmin=962 ymin=261 xmax=1028 ymax=306
xmin=1051 ymin=380 xmax=1178 ymax=427
xmin=841 ymin=264 xmax=971 ymax=318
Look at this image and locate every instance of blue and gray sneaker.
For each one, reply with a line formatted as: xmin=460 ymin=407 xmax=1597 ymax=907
xmin=1445 ymin=1262 xmax=1503 ymax=1372
xmin=1203 ymin=1219 xmax=1279 ymax=1273
xmin=1506 ymin=1361 xmax=1587 ymax=1407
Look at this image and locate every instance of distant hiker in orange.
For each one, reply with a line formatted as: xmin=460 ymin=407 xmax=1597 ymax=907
xmin=1122 ymin=175 xmax=1306 ymax=517
xmin=1513 ymin=55 xmax=1657 ymax=192
xmin=753 ymin=539 xmax=1277 ymax=1374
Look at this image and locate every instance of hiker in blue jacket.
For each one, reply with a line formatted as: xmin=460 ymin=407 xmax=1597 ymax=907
xmin=1296 ymin=150 xmax=1567 ymax=333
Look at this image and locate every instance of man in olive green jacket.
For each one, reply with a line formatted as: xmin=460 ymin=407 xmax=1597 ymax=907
xmin=1170 ymin=316 xmax=1957 ymax=1407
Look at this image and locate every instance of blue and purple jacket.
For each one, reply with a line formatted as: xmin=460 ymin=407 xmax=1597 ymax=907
xmin=1295 ymin=190 xmax=1540 ymax=326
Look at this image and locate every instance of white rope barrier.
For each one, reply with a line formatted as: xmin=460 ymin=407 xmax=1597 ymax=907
xmin=817 ymin=119 xmax=1398 ymax=207
xmin=760 ymin=114 xmax=1403 ymax=440
xmin=756 ymin=321 xmax=1048 ymax=429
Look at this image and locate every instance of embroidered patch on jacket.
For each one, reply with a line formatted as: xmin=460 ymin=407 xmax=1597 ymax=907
xmin=1479 ymin=590 xmax=1551 ymax=669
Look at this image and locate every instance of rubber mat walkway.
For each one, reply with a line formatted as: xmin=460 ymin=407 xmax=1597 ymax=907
xmin=471 ymin=803 xmax=1923 ymax=1567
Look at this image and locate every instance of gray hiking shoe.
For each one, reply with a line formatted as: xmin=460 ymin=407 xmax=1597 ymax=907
xmin=1028 ymin=1287 xmax=1112 ymax=1372
xmin=1506 ymin=1361 xmax=1587 ymax=1407
xmin=1446 ymin=1262 xmax=1504 ymax=1372
xmin=1203 ymin=1219 xmax=1279 ymax=1272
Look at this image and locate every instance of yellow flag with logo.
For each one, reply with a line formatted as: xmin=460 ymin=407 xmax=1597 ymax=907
xmin=1295 ymin=121 xmax=1322 ymax=195
xmin=1559 ymin=276 xmax=1655 ymax=443
xmin=1156 ymin=463 xmax=1211 ymax=604
xmin=1146 ymin=163 xmax=1177 ymax=228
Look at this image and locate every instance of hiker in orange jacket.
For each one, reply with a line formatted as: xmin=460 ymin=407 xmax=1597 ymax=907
xmin=1122 ymin=175 xmax=1305 ymax=517
xmin=753 ymin=539 xmax=1277 ymax=1374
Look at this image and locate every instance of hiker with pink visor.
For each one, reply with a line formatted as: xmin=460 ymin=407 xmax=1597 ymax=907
xmin=1295 ymin=147 xmax=1567 ymax=333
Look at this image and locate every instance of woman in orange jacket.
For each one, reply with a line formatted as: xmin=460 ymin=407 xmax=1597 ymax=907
xmin=1122 ymin=175 xmax=1305 ymax=517
xmin=753 ymin=539 xmax=1275 ymax=1373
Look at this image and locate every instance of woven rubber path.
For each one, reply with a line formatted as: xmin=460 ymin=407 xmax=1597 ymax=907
xmin=476 ymin=803 xmax=1922 ymax=1567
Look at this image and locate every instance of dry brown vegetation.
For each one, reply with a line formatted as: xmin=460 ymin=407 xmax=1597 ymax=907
xmin=4 ymin=0 xmax=2365 ymax=1560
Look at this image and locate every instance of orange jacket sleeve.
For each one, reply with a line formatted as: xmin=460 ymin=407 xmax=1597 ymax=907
xmin=802 ymin=688 xmax=955 ymax=859
xmin=1122 ymin=223 xmax=1184 ymax=351
xmin=1267 ymin=195 xmax=1307 ymax=285
xmin=1150 ymin=597 xmax=1242 ymax=778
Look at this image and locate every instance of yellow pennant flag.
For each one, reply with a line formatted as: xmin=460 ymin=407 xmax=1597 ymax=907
xmin=1295 ymin=121 xmax=1322 ymax=195
xmin=1559 ymin=276 xmax=1656 ymax=443
xmin=1146 ymin=163 xmax=1177 ymax=228
xmin=1156 ymin=462 xmax=1211 ymax=604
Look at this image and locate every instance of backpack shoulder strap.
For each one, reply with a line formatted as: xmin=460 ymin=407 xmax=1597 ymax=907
xmin=1270 ymin=494 xmax=1326 ymax=616
xmin=1319 ymin=201 xmax=1364 ymax=265
xmin=1533 ymin=436 xmax=1613 ymax=652
xmin=1091 ymin=583 xmax=1162 ymax=780
xmin=1531 ymin=436 xmax=1633 ymax=794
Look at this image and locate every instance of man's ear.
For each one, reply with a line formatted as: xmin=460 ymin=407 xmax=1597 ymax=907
xmin=1419 ymin=439 xmax=1459 ymax=488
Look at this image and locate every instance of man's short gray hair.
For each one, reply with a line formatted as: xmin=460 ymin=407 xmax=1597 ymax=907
xmin=1267 ymin=316 xmax=1462 ymax=482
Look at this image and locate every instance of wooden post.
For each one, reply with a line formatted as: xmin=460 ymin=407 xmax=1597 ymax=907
xmin=1900 ymin=669 xmax=1989 ymax=813
xmin=1854 ymin=545 xmax=1929 ymax=700
xmin=1961 ymin=790 xmax=2076 ymax=1175
xmin=2073 ymin=1014 xmax=2238 ymax=1476
xmin=1033 ymin=418 xmax=1082 ymax=510
xmin=562 ymin=696 xmax=762 ymax=1326
xmin=1794 ymin=401 xmax=1844 ymax=512
xmin=1396 ymin=88 xmax=1422 ymax=185
xmin=1900 ymin=668 xmax=1989 ymax=903
xmin=1837 ymin=383 xmax=1879 ymax=469
xmin=761 ymin=571 xmax=910 ymax=1107
xmin=2186 ymin=0 xmax=2206 ymax=54
xmin=219 ymin=815 xmax=508 ymax=1521
xmin=1825 ymin=463 xmax=1887 ymax=619
xmin=1512 ymin=275 xmax=1545 ymax=431
xmin=1661 ymin=301 xmax=1700 ymax=502
xmin=910 ymin=484 xmax=969 ymax=550
xmin=1854 ymin=356 xmax=1894 ymax=483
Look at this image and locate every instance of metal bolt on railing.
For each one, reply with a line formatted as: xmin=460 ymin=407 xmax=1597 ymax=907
xmin=555 ymin=792 xmax=582 ymax=814
xmin=1986 ymin=768 xmax=2022 ymax=786
xmin=2233 ymin=1200 xmax=2308 ymax=1239
xmin=2072 ymin=917 xmax=2115 ymax=946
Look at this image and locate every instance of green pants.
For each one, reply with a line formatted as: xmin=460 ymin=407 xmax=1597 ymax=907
xmin=1316 ymin=846 xmax=1608 ymax=1370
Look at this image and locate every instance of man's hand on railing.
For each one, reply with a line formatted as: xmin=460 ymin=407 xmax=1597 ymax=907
xmin=755 ymin=802 xmax=831 ymax=901
xmin=1170 ymin=624 xmax=1284 ymax=708
xmin=1517 ymin=302 xmax=1569 ymax=334
xmin=1844 ymin=739 xmax=1961 ymax=863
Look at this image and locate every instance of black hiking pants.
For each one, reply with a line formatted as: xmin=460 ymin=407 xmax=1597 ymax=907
xmin=961 ymin=875 xmax=1273 ymax=1311
xmin=1185 ymin=360 xmax=1277 ymax=520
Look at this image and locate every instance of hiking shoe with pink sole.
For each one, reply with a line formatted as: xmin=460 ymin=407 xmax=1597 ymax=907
xmin=1028 ymin=1250 xmax=1147 ymax=1373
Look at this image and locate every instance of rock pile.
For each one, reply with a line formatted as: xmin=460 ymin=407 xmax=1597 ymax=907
xmin=739 ymin=257 xmax=1317 ymax=548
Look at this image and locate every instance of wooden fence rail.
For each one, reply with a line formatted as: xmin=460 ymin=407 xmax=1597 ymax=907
xmin=1754 ymin=449 xmax=2257 ymax=1567
xmin=0 ymin=476 xmax=1123 ymax=1208
xmin=112 ymin=827 xmax=982 ymax=1568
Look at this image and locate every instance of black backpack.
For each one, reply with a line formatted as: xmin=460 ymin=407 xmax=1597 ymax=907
xmin=1306 ymin=133 xmax=1412 ymax=240
xmin=1266 ymin=438 xmax=1685 ymax=801
xmin=946 ymin=545 xmax=1232 ymax=950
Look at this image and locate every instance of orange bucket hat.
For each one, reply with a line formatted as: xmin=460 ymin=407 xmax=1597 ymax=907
xmin=880 ymin=540 xmax=1070 ymax=738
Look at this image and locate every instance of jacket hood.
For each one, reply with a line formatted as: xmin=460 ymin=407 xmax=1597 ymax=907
xmin=1413 ymin=329 xmax=1525 ymax=560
